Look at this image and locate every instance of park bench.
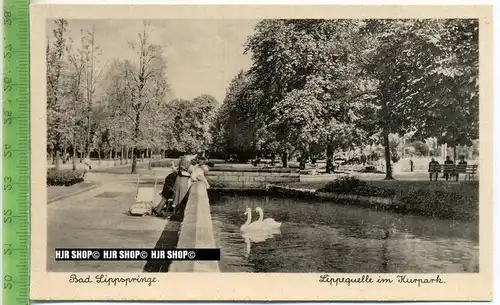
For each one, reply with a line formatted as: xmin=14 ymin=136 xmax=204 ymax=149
xmin=428 ymin=164 xmax=478 ymax=181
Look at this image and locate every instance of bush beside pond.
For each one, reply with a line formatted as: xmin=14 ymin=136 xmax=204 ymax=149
xmin=47 ymin=169 xmax=86 ymax=186
xmin=150 ymin=159 xmax=225 ymax=168
xmin=212 ymin=167 xmax=298 ymax=173
xmin=396 ymin=186 xmax=478 ymax=220
xmin=318 ymin=177 xmax=396 ymax=198
xmin=281 ymin=178 xmax=478 ymax=221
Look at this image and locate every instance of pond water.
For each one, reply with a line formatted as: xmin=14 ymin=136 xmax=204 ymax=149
xmin=210 ymin=194 xmax=479 ymax=273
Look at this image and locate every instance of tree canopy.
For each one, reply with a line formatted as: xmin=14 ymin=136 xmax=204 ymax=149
xmin=47 ymin=18 xmax=479 ymax=177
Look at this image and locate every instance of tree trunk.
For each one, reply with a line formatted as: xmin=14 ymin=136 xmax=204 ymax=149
xmin=383 ymin=128 xmax=394 ymax=180
xmin=281 ymin=152 xmax=288 ymax=168
xmin=72 ymin=134 xmax=77 ymax=171
xmin=453 ymin=144 xmax=457 ymax=163
xmin=86 ymin=115 xmax=91 ymax=159
xmin=326 ymin=143 xmax=335 ymax=174
xmin=148 ymin=147 xmax=153 ymax=171
xmin=79 ymin=142 xmax=84 ymax=163
xmin=120 ymin=145 xmax=124 ymax=165
xmin=125 ymin=145 xmax=128 ymax=164
xmin=62 ymin=146 xmax=67 ymax=164
xmin=55 ymin=150 xmax=61 ymax=170
xmin=131 ymin=111 xmax=140 ymax=174
xmin=131 ymin=147 xmax=138 ymax=174
xmin=97 ymin=149 xmax=101 ymax=167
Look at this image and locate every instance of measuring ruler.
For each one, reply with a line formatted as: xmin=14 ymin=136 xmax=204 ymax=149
xmin=2 ymin=0 xmax=30 ymax=303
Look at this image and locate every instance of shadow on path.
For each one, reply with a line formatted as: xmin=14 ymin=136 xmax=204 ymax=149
xmin=143 ymin=220 xmax=181 ymax=272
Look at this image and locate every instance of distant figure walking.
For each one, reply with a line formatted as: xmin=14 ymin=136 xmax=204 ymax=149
xmin=83 ymin=156 xmax=92 ymax=172
xmin=409 ymin=159 xmax=414 ymax=172
xmin=172 ymin=155 xmax=193 ymax=215
xmin=428 ymin=157 xmax=439 ymax=181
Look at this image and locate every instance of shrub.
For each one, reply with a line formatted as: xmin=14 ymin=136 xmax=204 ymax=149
xmin=399 ymin=189 xmax=475 ymax=219
xmin=318 ymin=176 xmax=396 ymax=198
xmin=319 ymin=176 xmax=367 ymax=194
xmin=47 ymin=169 xmax=86 ymax=186
xmin=354 ymin=185 xmax=396 ymax=198
xmin=151 ymin=160 xmax=177 ymax=168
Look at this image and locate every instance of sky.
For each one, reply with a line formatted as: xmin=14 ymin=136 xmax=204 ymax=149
xmin=46 ymin=19 xmax=259 ymax=102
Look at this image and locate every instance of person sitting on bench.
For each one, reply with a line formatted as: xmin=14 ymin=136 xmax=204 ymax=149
xmin=153 ymin=163 xmax=178 ymax=217
xmin=443 ymin=156 xmax=454 ymax=181
xmin=429 ymin=157 xmax=440 ymax=181
xmin=456 ymin=155 xmax=468 ymax=181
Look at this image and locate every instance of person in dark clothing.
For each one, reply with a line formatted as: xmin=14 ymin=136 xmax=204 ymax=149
xmin=428 ymin=158 xmax=440 ymax=181
xmin=410 ymin=159 xmax=414 ymax=172
xmin=153 ymin=163 xmax=178 ymax=217
xmin=443 ymin=156 xmax=454 ymax=181
xmin=455 ymin=155 xmax=468 ymax=181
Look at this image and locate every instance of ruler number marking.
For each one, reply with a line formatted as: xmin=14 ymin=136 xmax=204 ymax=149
xmin=4 ymin=275 xmax=13 ymax=290
xmin=4 ymin=176 xmax=13 ymax=191
xmin=4 ymin=144 xmax=12 ymax=158
xmin=4 ymin=44 xmax=12 ymax=58
xmin=3 ymin=209 xmax=13 ymax=224
xmin=4 ymin=110 xmax=12 ymax=124
xmin=3 ymin=9 xmax=12 ymax=26
xmin=3 ymin=244 xmax=12 ymax=255
xmin=4 ymin=77 xmax=13 ymax=92
xmin=4 ymin=0 xmax=29 ymax=303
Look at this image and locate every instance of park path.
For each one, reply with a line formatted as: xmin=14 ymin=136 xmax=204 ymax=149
xmin=47 ymin=178 xmax=173 ymax=272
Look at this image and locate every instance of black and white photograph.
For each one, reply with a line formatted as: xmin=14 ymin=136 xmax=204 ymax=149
xmin=30 ymin=4 xmax=493 ymax=302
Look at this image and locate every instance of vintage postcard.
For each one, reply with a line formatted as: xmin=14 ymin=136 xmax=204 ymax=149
xmin=30 ymin=4 xmax=493 ymax=301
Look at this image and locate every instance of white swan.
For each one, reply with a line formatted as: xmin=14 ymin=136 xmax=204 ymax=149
xmin=255 ymin=207 xmax=282 ymax=229
xmin=240 ymin=208 xmax=264 ymax=232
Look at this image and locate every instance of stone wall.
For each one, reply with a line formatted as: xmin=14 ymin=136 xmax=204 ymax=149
xmin=169 ymin=182 xmax=220 ymax=272
xmin=206 ymin=171 xmax=300 ymax=188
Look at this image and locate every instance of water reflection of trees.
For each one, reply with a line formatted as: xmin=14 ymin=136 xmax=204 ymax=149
xmin=211 ymin=196 xmax=479 ymax=273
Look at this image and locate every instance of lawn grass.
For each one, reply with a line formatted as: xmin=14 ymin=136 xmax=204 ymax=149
xmin=279 ymin=180 xmax=478 ymax=200
xmin=47 ymin=181 xmax=99 ymax=201
xmin=93 ymin=163 xmax=152 ymax=174
xmin=277 ymin=179 xmax=479 ymax=221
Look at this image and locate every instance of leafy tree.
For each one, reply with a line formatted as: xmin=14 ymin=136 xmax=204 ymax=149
xmin=211 ymin=71 xmax=261 ymax=161
xmin=79 ymin=25 xmax=105 ymax=159
xmin=110 ymin=21 xmax=169 ymax=173
xmin=65 ymin=38 xmax=88 ymax=170
xmin=191 ymin=94 xmax=219 ymax=156
xmin=244 ymin=19 xmax=376 ymax=169
xmin=46 ymin=18 xmax=70 ymax=169
xmin=357 ymin=19 xmax=478 ymax=178
xmin=412 ymin=19 xmax=479 ymax=161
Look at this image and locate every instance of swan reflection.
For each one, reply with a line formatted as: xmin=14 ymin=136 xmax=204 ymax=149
xmin=240 ymin=207 xmax=282 ymax=256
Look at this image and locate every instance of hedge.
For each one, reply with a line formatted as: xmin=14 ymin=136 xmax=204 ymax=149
xmin=47 ymin=169 xmax=86 ymax=186
xmin=318 ymin=176 xmax=396 ymax=198
xmin=151 ymin=159 xmax=216 ymax=168
xmin=150 ymin=159 xmax=297 ymax=173
xmin=398 ymin=189 xmax=476 ymax=219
